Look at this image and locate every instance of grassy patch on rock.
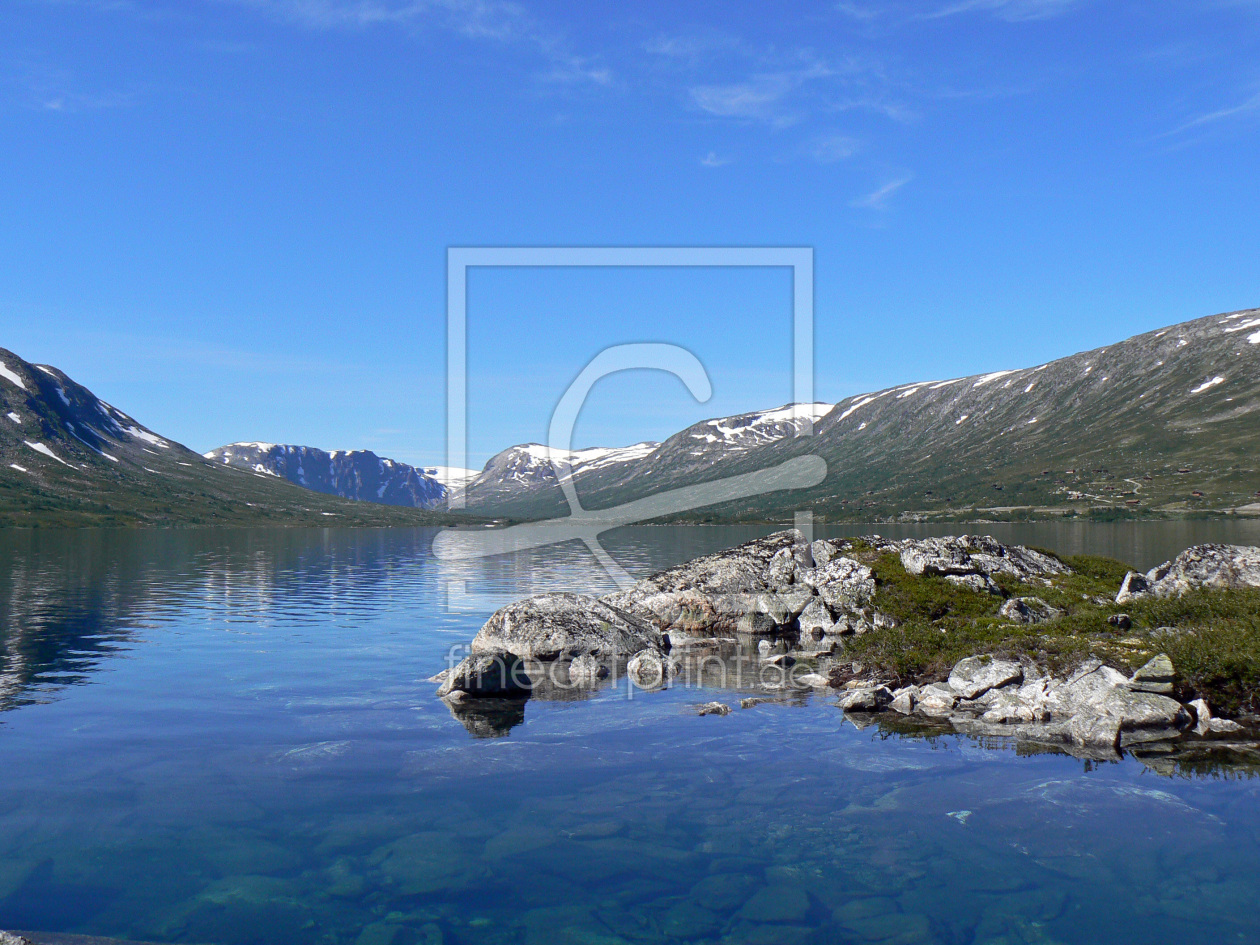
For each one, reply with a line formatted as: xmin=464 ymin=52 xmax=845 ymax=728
xmin=838 ymin=549 xmax=1260 ymax=714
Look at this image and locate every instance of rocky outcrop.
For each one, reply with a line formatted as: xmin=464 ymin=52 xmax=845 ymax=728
xmin=436 ymin=653 xmax=530 ymax=698
xmin=998 ymin=597 xmax=1061 ymax=625
xmin=851 ymin=654 xmax=1201 ymax=753
xmin=470 ymin=593 xmax=664 ymax=661
xmin=1116 ymin=544 xmax=1260 ymax=602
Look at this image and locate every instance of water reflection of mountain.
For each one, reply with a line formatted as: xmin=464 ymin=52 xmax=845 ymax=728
xmin=0 ymin=528 xmax=442 ymax=713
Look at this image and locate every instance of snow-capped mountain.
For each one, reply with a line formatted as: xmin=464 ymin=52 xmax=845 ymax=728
xmin=458 ymin=308 xmax=1260 ymax=520
xmin=459 ymin=404 xmax=834 ymax=514
xmin=205 ymin=443 xmax=445 ymax=508
xmin=0 ymin=347 xmax=452 ymax=526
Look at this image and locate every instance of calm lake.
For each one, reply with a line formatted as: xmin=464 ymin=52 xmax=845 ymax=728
xmin=2 ymin=522 xmax=1260 ymax=945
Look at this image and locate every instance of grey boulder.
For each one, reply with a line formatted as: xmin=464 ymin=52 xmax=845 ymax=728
xmin=471 ymin=592 xmax=663 ymax=661
xmin=1118 ymin=544 xmax=1260 ymax=601
xmin=998 ymin=597 xmax=1062 ymax=625
xmin=437 ymin=652 xmax=530 ymax=698
xmin=948 ymin=656 xmax=1024 ymax=699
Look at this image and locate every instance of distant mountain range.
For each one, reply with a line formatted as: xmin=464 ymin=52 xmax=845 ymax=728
xmin=205 ymin=443 xmax=448 ymax=508
xmin=3 ymin=306 xmax=1258 ymax=525
xmin=452 ymin=307 xmax=1260 ymax=521
xmin=0 ymin=349 xmax=458 ymax=527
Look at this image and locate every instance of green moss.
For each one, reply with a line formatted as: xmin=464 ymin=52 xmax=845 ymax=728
xmin=836 ymin=551 xmax=1260 ymax=711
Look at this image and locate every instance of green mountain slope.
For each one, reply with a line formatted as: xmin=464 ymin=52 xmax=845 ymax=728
xmin=460 ymin=307 xmax=1260 ymax=522
xmin=0 ymin=348 xmax=459 ymax=527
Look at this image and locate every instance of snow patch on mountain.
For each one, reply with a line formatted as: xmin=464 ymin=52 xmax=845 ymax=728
xmin=24 ymin=441 xmax=73 ymax=467
xmin=0 ymin=362 xmax=25 ymax=389
xmin=1190 ymin=376 xmax=1225 ymax=395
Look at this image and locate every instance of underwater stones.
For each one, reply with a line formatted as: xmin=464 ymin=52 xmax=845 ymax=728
xmin=0 ymin=934 xmax=32 ymax=945
xmin=436 ymin=652 xmax=530 ymax=698
xmin=355 ymin=922 xmax=407 ymax=945
xmin=998 ymin=596 xmax=1061 ymax=625
xmin=1129 ymin=653 xmax=1175 ymax=694
xmin=662 ymin=900 xmax=722 ymax=938
xmin=691 ymin=872 xmax=759 ymax=912
xmin=736 ymin=885 xmax=811 ymax=923
xmin=948 ymin=656 xmax=1023 ymax=700
xmin=375 ymin=832 xmax=481 ymax=896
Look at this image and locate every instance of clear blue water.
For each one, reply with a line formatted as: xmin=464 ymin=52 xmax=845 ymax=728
xmin=2 ymin=523 xmax=1260 ymax=945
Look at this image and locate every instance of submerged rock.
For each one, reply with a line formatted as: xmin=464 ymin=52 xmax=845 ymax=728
xmin=696 ymin=701 xmax=731 ymax=717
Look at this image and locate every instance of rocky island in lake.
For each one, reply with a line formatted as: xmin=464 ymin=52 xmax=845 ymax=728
xmin=433 ymin=531 xmax=1260 ymax=763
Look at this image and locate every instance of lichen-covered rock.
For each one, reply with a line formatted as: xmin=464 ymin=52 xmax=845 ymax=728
xmin=948 ymin=656 xmax=1024 ymax=699
xmin=1115 ymin=570 xmax=1150 ymax=604
xmin=626 ymin=649 xmax=678 ymax=688
xmin=1119 ymin=544 xmax=1260 ymax=601
xmin=696 ymin=701 xmax=731 ymax=716
xmin=838 ymin=685 xmax=893 ymax=711
xmin=568 ymin=654 xmax=609 ymax=685
xmin=998 ymin=597 xmax=1062 ymax=625
xmin=437 ymin=652 xmax=531 ymax=698
xmin=471 ymin=592 xmax=663 ymax=661
xmin=1129 ymin=653 xmax=1175 ymax=694
xmin=890 ymin=535 xmax=1069 ymax=582
xmin=797 ymin=555 xmax=875 ymax=613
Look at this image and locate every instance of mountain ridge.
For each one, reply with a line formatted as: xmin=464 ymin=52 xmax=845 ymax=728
xmin=0 ymin=348 xmax=461 ymax=527
xmin=455 ymin=307 xmax=1260 ymax=521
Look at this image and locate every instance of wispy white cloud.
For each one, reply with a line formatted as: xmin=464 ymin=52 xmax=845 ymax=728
xmin=851 ymin=174 xmax=912 ymax=209
xmin=689 ymin=55 xmax=838 ymax=126
xmin=808 ymin=132 xmax=860 ymax=162
xmin=218 ymin=0 xmax=614 ymax=84
xmin=700 ymin=150 xmax=731 ymax=167
xmin=835 ymin=2 xmax=881 ymax=21
xmin=2 ymin=60 xmax=134 ymax=113
xmin=924 ymin=0 xmax=1084 ymax=21
xmin=1158 ymin=89 xmax=1260 ymax=138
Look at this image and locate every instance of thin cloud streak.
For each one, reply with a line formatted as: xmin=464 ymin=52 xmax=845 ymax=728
xmin=1157 ymin=89 xmax=1260 ymax=138
xmin=924 ymin=0 xmax=1084 ymax=21
xmin=851 ymin=175 xmax=912 ymax=209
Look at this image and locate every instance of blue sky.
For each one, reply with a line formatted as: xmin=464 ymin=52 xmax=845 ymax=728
xmin=1 ymin=0 xmax=1258 ymax=468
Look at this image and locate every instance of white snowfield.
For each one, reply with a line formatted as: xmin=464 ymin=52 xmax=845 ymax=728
xmin=23 ymin=441 xmax=73 ymax=468
xmin=5 ymin=412 xmax=19 ymax=424
xmin=9 ymin=463 xmax=28 ymax=473
xmin=0 ymin=361 xmax=25 ymax=390
xmin=424 ymin=466 xmax=480 ymax=487
xmin=1190 ymin=376 xmax=1225 ymax=395
xmin=127 ymin=426 xmax=170 ymax=448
